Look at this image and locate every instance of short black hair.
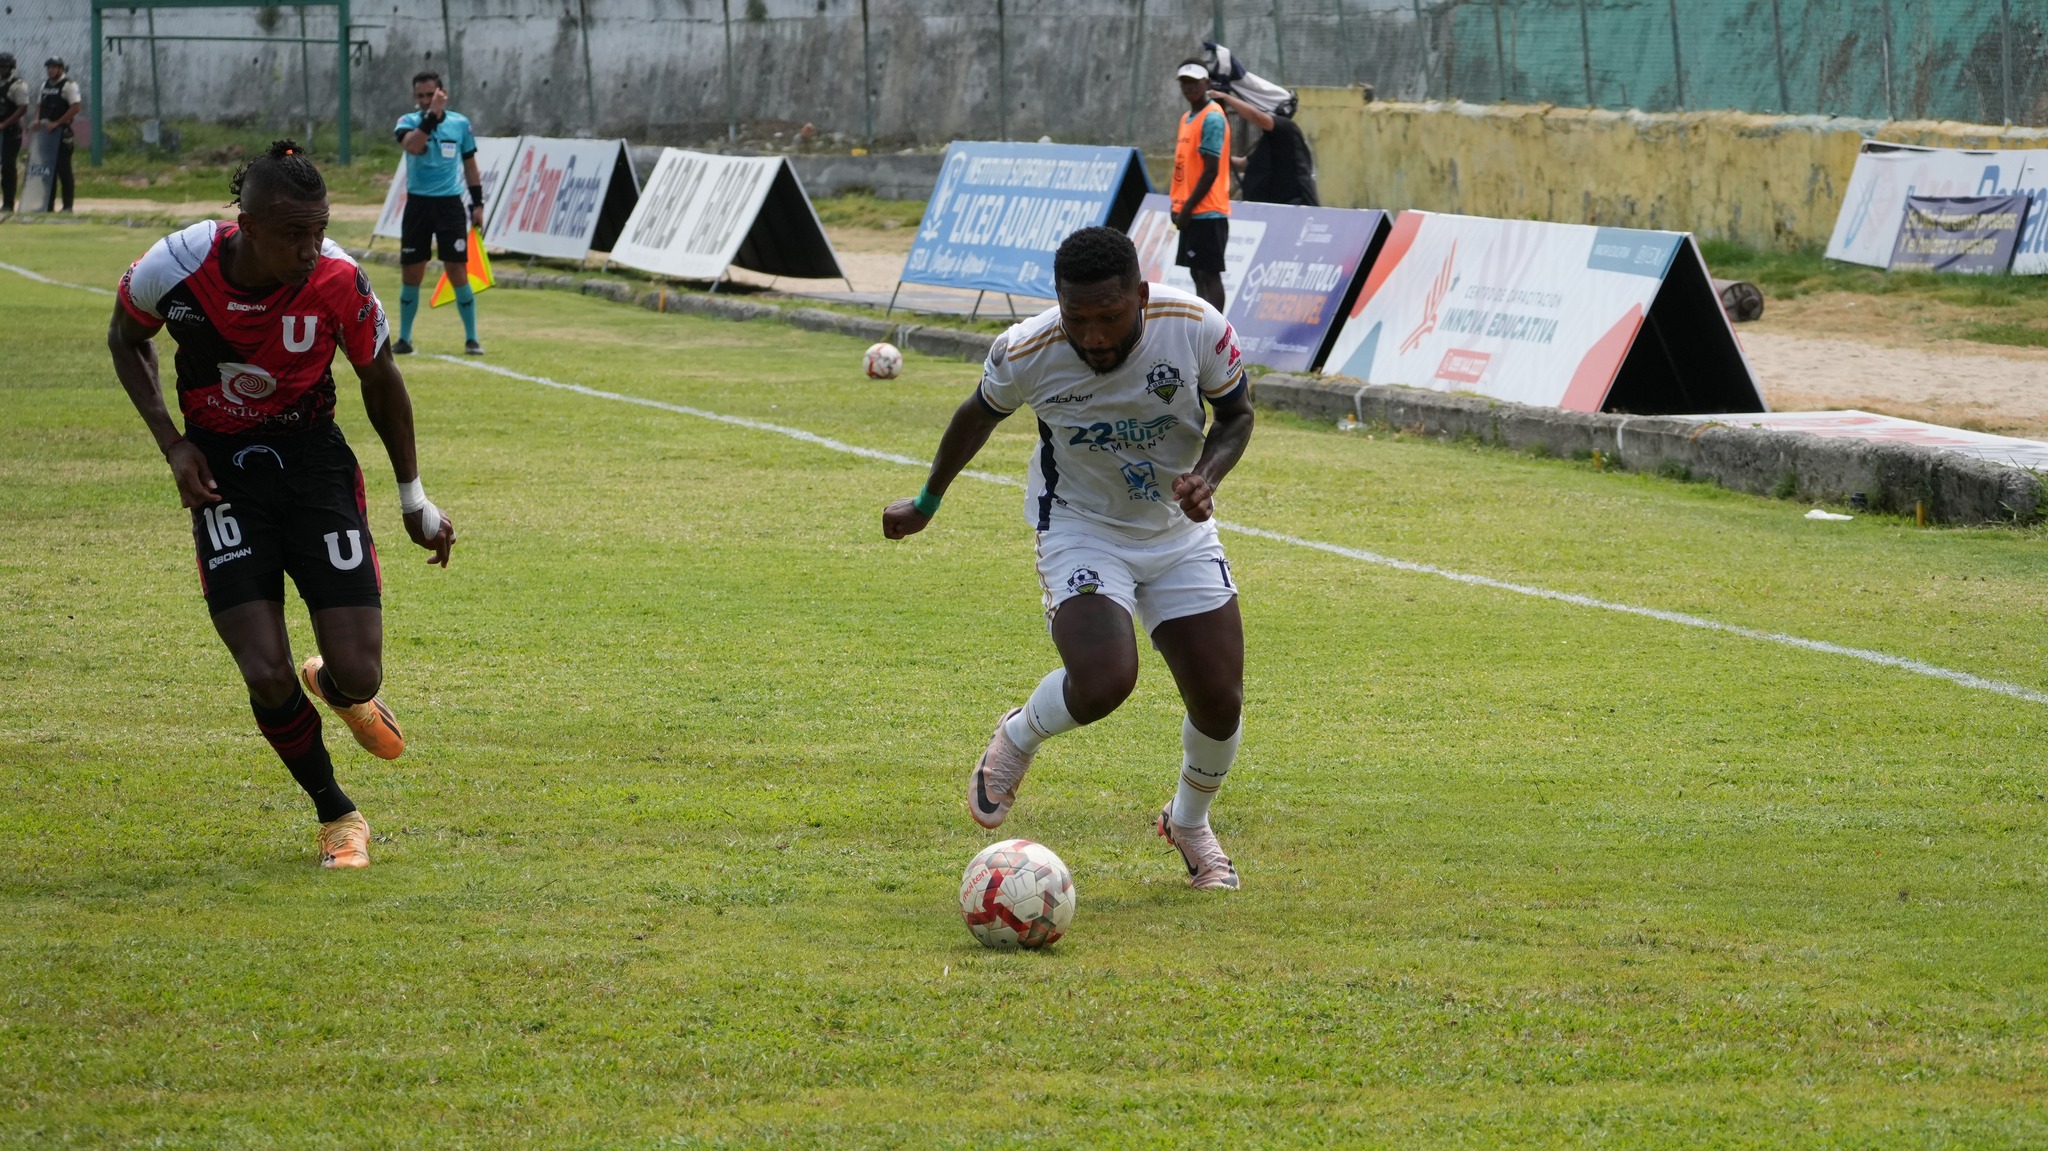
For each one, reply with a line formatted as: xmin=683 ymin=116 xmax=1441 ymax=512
xmin=229 ymin=139 xmax=327 ymax=209
xmin=1054 ymin=227 xmax=1139 ymax=289
xmin=412 ymin=71 xmax=443 ymax=89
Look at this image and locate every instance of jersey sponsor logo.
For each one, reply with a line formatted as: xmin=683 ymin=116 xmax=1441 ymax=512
xmin=1216 ymin=325 xmax=1233 ymax=355
xmin=1041 ymin=391 xmax=1095 ymax=405
xmin=1065 ymin=567 xmax=1103 ymax=595
xmin=355 ymin=268 xmax=374 ymax=297
xmin=282 ymin=316 xmax=319 ymax=354
xmin=231 ymin=444 xmax=286 ymax=470
xmin=165 ymin=301 xmax=203 ymax=324
xmin=1064 ymin=414 xmax=1180 ymax=452
xmin=1120 ymin=459 xmax=1162 ymax=501
xmin=219 ymin=362 xmax=279 ymax=403
xmin=207 ymin=546 xmax=253 ymax=571
xmin=226 ymin=300 xmax=268 ymax=313
xmin=1143 ymin=361 xmax=1185 ymax=404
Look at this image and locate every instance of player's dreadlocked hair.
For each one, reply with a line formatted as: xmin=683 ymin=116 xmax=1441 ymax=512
xmin=228 ymin=139 xmax=327 ymax=208
xmin=1053 ymin=226 xmax=1139 ymax=288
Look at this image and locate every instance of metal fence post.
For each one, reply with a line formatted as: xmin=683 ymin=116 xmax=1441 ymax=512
xmin=2001 ymin=0 xmax=2014 ymax=124
xmin=1335 ymin=0 xmax=1350 ymax=85
xmin=1769 ymin=0 xmax=1789 ymax=112
xmin=297 ymin=6 xmax=312 ymax=148
xmin=1879 ymin=0 xmax=1894 ymax=120
xmin=1126 ymin=0 xmax=1147 ymax=143
xmin=723 ymin=0 xmax=736 ymax=143
xmin=997 ymin=0 xmax=1008 ymax=141
xmin=1666 ymin=0 xmax=1685 ymax=109
xmin=1493 ymin=0 xmax=1508 ymax=102
xmin=337 ymin=0 xmax=351 ymax=162
xmin=90 ymin=2 xmax=103 ymax=165
xmin=1577 ymin=0 xmax=1592 ymax=106
xmin=1212 ymin=0 xmax=1223 ymax=46
xmin=1270 ymin=0 xmax=1287 ymax=85
xmin=861 ymin=0 xmax=874 ymax=148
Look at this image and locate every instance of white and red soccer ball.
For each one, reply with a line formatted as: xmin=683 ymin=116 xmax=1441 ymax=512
xmin=864 ymin=342 xmax=903 ymax=379
xmin=959 ymin=838 xmax=1075 ymax=949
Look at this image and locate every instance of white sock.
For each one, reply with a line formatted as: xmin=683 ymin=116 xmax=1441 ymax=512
xmin=1171 ymin=717 xmax=1240 ymax=828
xmin=1003 ymin=669 xmax=1080 ymax=754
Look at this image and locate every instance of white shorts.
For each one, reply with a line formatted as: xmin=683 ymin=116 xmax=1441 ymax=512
xmin=1035 ymin=517 xmax=1237 ymax=633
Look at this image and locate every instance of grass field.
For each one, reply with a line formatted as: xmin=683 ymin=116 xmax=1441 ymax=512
xmin=3 ymin=222 xmax=2046 ymax=1148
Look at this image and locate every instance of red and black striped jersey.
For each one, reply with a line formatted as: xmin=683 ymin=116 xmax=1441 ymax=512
xmin=118 ymin=221 xmax=390 ymax=437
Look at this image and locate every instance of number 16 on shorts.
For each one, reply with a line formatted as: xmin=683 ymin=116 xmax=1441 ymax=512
xmin=200 ymin=503 xmax=243 ymax=550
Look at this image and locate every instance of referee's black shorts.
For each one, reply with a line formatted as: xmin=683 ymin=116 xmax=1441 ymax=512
xmin=400 ymin=193 xmax=468 ymax=266
xmin=1174 ymin=216 xmax=1229 ymax=274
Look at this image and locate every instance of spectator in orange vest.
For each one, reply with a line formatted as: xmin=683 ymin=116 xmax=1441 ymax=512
xmin=1170 ymin=60 xmax=1230 ymax=311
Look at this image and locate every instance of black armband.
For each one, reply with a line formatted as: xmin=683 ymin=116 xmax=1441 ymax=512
xmin=419 ymin=109 xmax=445 ymax=132
xmin=468 ymin=183 xmax=485 ymax=210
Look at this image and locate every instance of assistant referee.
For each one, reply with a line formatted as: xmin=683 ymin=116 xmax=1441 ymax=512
xmin=393 ymin=72 xmax=484 ymax=355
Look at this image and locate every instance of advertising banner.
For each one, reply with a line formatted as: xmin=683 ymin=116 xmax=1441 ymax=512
xmin=374 ymin=135 xmax=525 ymax=241
xmin=1126 ymin=193 xmax=1386 ymax=373
xmin=485 ymin=137 xmax=641 ymax=261
xmin=899 ymin=142 xmax=1152 ymax=299
xmin=1826 ymin=141 xmax=2021 ymax=268
xmin=2001 ymin=151 xmax=2048 ymax=275
xmin=1888 ymin=194 xmax=2029 ymax=274
xmin=608 ymin=149 xmax=844 ymax=283
xmin=1321 ymin=212 xmax=1765 ymax=415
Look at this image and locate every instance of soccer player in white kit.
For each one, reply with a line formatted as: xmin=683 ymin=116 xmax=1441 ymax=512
xmin=883 ymin=227 xmax=1256 ymax=889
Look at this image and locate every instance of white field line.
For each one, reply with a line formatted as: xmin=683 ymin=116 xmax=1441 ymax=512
xmin=1 ymin=261 xmax=116 ymax=296
xmin=439 ymin=356 xmax=2048 ymax=708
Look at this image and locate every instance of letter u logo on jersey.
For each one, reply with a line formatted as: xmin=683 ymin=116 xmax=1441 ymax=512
xmin=324 ymin=530 xmax=365 ymax=570
xmin=282 ymin=316 xmax=318 ymax=354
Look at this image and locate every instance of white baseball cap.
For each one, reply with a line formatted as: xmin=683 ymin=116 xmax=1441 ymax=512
xmin=1176 ymin=63 xmax=1209 ymax=81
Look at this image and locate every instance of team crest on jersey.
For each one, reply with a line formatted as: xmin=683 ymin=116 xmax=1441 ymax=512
xmin=1144 ymin=361 xmax=1184 ymax=404
xmin=218 ymin=362 xmax=279 ymax=403
xmin=1120 ymin=459 xmax=1161 ymax=501
xmin=356 ymin=267 xmax=374 ymax=297
xmin=1066 ymin=567 xmax=1103 ymax=595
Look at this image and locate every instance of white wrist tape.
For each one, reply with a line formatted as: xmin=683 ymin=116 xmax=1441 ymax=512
xmin=398 ymin=478 xmax=442 ymax=537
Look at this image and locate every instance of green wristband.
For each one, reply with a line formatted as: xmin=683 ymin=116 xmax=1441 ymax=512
xmin=912 ymin=485 xmax=943 ymax=518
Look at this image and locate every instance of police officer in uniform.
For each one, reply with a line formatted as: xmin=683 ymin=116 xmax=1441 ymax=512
xmin=29 ymin=56 xmax=81 ymax=212
xmin=0 ymin=54 xmax=29 ymax=212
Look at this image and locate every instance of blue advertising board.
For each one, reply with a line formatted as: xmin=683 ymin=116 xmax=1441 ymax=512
xmin=1888 ymin=194 xmax=2029 ymax=275
xmin=899 ymin=142 xmax=1152 ymax=299
xmin=1126 ymin=193 xmax=1389 ymax=373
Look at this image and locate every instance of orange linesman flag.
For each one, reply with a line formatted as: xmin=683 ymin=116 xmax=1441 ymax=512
xmin=430 ymin=229 xmax=494 ymax=307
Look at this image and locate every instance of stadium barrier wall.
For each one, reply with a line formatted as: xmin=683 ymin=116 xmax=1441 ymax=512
xmin=349 ymin=248 xmax=2041 ymax=523
xmin=1295 ymin=93 xmax=2048 ymax=253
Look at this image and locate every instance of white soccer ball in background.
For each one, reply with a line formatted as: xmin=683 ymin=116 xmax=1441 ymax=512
xmin=959 ymin=838 xmax=1075 ymax=949
xmin=864 ymin=341 xmax=904 ymax=379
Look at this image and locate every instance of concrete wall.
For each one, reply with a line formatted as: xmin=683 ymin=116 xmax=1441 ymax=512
xmin=1296 ymin=92 xmax=2048 ymax=251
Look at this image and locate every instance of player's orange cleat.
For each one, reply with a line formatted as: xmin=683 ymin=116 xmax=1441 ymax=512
xmin=318 ymin=811 xmax=372 ymax=869
xmin=300 ymin=655 xmax=405 ymax=760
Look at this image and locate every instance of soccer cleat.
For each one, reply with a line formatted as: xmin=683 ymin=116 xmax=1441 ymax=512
xmin=392 ymin=337 xmax=414 ymax=355
xmin=968 ymin=708 xmax=1036 ymax=829
xmin=1157 ymin=803 xmax=1241 ymax=890
xmin=299 ymin=655 xmax=406 ymax=760
xmin=318 ymin=811 xmax=372 ymax=869
xmin=464 ymin=339 xmax=486 ymax=356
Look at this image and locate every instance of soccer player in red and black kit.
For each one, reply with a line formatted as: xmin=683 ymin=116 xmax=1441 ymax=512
xmin=106 ymin=140 xmax=457 ymax=869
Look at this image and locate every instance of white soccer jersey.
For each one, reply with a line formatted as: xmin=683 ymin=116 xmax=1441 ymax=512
xmin=979 ymin=284 xmax=1248 ymax=537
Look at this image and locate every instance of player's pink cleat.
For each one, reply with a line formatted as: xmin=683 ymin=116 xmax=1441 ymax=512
xmin=1157 ymin=804 xmax=1241 ymax=890
xmin=968 ymin=708 xmax=1036 ymax=829
xmin=300 ymin=655 xmax=405 ymax=760
xmin=318 ymin=811 xmax=372 ymax=869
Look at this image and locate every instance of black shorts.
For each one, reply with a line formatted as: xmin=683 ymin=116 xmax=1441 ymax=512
xmin=1175 ymin=216 xmax=1229 ymax=274
xmin=400 ymin=193 xmax=469 ymax=266
xmin=187 ymin=424 xmax=383 ymax=614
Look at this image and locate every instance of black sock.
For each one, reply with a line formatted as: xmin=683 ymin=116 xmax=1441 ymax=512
xmin=252 ymin=688 xmax=357 ymax=823
xmin=315 ymin=664 xmax=371 ymax=708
